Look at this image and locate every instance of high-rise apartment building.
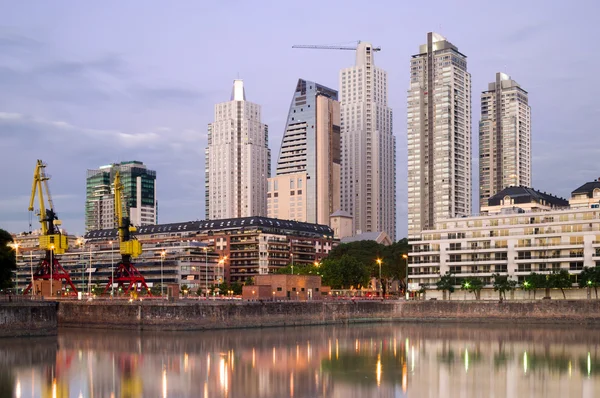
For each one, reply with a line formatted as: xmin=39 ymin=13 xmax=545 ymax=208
xmin=340 ymin=42 xmax=396 ymax=240
xmin=85 ymin=160 xmax=157 ymax=232
xmin=267 ymin=79 xmax=340 ymax=225
xmin=407 ymin=32 xmax=472 ymax=239
xmin=205 ymin=80 xmax=271 ymax=219
xmin=479 ymin=72 xmax=531 ymax=210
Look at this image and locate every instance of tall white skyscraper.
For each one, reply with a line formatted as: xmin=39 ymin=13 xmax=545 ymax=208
xmin=407 ymin=32 xmax=472 ymax=239
xmin=340 ymin=42 xmax=396 ymax=240
xmin=205 ymin=80 xmax=271 ymax=219
xmin=479 ymin=72 xmax=531 ymax=210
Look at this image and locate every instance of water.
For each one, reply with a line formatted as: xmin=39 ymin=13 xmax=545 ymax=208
xmin=1 ymin=323 xmax=598 ymax=398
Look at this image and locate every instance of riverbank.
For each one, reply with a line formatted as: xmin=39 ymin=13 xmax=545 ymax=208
xmin=0 ymin=301 xmax=57 ymax=337
xmin=57 ymin=299 xmax=600 ymax=331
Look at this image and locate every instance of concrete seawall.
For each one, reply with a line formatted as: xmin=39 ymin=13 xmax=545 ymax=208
xmin=0 ymin=302 xmax=58 ymax=337
xmin=57 ymin=299 xmax=600 ymax=331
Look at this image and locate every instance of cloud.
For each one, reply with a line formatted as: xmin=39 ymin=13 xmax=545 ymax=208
xmin=503 ymin=22 xmax=547 ymax=44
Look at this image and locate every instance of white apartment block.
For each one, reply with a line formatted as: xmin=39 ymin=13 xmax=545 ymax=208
xmin=407 ymin=32 xmax=472 ymax=239
xmin=205 ymin=80 xmax=271 ymax=219
xmin=479 ymin=72 xmax=531 ymax=209
xmin=409 ymin=185 xmax=600 ymax=290
xmin=340 ymin=42 xmax=396 ymax=240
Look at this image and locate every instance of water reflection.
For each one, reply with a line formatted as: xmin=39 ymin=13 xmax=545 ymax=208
xmin=0 ymin=323 xmax=599 ymax=397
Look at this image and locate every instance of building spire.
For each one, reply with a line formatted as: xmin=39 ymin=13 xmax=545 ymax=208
xmin=231 ymin=79 xmax=246 ymax=101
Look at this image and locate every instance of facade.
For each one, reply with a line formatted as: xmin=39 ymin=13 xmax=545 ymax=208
xmin=479 ymin=72 xmax=531 ymax=209
xmin=205 ymin=79 xmax=271 ymax=220
xmin=408 ymin=184 xmax=600 ymax=295
xmin=243 ymin=274 xmax=325 ymax=301
xmin=14 ymin=217 xmax=336 ymax=292
xmin=407 ymin=32 xmax=472 ymax=239
xmin=340 ymin=42 xmax=396 ymax=240
xmin=85 ymin=161 xmax=157 ymax=232
xmin=268 ymin=79 xmax=340 ymax=226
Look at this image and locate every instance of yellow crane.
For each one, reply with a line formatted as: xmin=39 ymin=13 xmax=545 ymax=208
xmin=102 ymin=171 xmax=150 ymax=295
xmin=23 ymin=160 xmax=78 ymax=295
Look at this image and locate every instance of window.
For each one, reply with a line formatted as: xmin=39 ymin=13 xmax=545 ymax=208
xmin=277 ymin=287 xmax=282 ymax=291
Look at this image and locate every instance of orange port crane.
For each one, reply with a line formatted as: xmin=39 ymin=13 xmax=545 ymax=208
xmin=23 ymin=160 xmax=78 ymax=295
xmin=102 ymin=171 xmax=151 ymax=295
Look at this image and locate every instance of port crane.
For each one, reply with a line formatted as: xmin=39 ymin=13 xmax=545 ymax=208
xmin=23 ymin=160 xmax=78 ymax=295
xmin=291 ymin=40 xmax=381 ymax=52
xmin=102 ymin=171 xmax=151 ymax=295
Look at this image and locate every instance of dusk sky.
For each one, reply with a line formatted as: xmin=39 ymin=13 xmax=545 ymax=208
xmin=0 ymin=0 xmax=598 ymax=238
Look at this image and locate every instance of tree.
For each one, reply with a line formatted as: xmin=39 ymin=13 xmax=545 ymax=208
xmin=320 ymin=255 xmax=370 ymax=289
xmin=578 ymin=267 xmax=600 ymax=299
xmin=461 ymin=277 xmax=484 ymax=300
xmin=0 ymin=229 xmax=16 ymax=290
xmin=492 ymin=273 xmax=517 ymax=301
xmin=523 ymin=272 xmax=545 ymax=299
xmin=180 ymin=284 xmax=190 ymax=296
xmin=436 ymin=272 xmax=455 ymax=300
xmin=548 ymin=269 xmax=571 ymax=299
xmin=379 ymin=238 xmax=409 ymax=296
xmin=231 ymin=281 xmax=243 ymax=295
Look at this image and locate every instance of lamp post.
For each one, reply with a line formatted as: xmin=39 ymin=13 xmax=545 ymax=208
xmin=29 ymin=251 xmax=34 ymax=296
xmin=109 ymin=241 xmax=114 ymax=298
xmin=376 ymin=258 xmax=382 ymax=297
xmin=76 ymin=238 xmax=84 ymax=293
xmin=49 ymin=244 xmax=54 ymax=297
xmin=402 ymin=254 xmax=409 ymax=300
xmin=8 ymin=242 xmax=20 ymax=294
xmin=88 ymin=243 xmax=93 ymax=296
xmin=290 ymin=252 xmax=294 ymax=275
xmin=160 ymin=250 xmax=166 ymax=299
xmin=203 ymin=246 xmax=208 ymax=298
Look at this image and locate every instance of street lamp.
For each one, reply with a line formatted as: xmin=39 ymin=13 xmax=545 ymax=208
xmin=49 ymin=244 xmax=55 ymax=297
xmin=8 ymin=242 xmax=20 ymax=294
xmin=402 ymin=254 xmax=409 ymax=300
xmin=109 ymin=241 xmax=114 ymax=298
xmin=291 ymin=253 xmax=294 ymax=275
xmin=203 ymin=246 xmax=208 ymax=297
xmin=160 ymin=250 xmax=166 ymax=299
xmin=76 ymin=238 xmax=85 ymax=293
xmin=376 ymin=258 xmax=382 ymax=296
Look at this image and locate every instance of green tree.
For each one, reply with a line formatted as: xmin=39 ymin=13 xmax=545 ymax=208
xmin=492 ymin=273 xmax=517 ymax=301
xmin=436 ymin=272 xmax=455 ymax=300
xmin=0 ymin=229 xmax=17 ymax=290
xmin=180 ymin=284 xmax=190 ymax=296
xmin=276 ymin=263 xmax=319 ymax=276
xmin=548 ymin=269 xmax=571 ymax=299
xmin=578 ymin=267 xmax=600 ymax=299
xmin=231 ymin=281 xmax=243 ymax=295
xmin=320 ymin=255 xmax=369 ymax=289
xmin=379 ymin=238 xmax=410 ymax=296
xmin=461 ymin=277 xmax=484 ymax=300
xmin=327 ymin=240 xmax=384 ymax=271
xmin=523 ymin=272 xmax=546 ymax=299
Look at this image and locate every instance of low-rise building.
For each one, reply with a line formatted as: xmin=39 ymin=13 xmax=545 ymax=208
xmin=243 ymin=274 xmax=325 ymax=301
xmin=409 ymin=185 xmax=600 ymax=297
xmin=13 ymin=217 xmax=336 ymax=293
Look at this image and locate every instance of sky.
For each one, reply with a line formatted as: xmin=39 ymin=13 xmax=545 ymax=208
xmin=0 ymin=0 xmax=598 ymax=239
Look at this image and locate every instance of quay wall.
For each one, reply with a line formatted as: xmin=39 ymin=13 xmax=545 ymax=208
xmin=0 ymin=302 xmax=58 ymax=337
xmin=57 ymin=299 xmax=600 ymax=331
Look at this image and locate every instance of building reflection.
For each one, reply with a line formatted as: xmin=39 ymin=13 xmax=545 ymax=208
xmin=1 ymin=324 xmax=599 ymax=398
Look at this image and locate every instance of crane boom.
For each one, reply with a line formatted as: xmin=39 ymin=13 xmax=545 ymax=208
xmin=292 ymin=42 xmax=381 ymax=52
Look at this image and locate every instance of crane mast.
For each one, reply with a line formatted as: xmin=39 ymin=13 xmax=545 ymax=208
xmin=23 ymin=160 xmax=78 ymax=295
xmin=292 ymin=41 xmax=381 ymax=52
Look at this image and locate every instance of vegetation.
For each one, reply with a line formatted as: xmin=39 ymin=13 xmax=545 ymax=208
xmin=548 ymin=269 xmax=571 ymax=299
xmin=0 ymin=229 xmax=16 ymax=290
xmin=578 ymin=267 xmax=600 ymax=298
xmin=461 ymin=277 xmax=484 ymax=300
xmin=323 ymin=239 xmax=409 ymax=294
xmin=436 ymin=271 xmax=455 ymax=300
xmin=492 ymin=273 xmax=517 ymax=301
xmin=523 ymin=272 xmax=546 ymax=299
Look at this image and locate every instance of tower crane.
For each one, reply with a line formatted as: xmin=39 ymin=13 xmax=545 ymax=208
xmin=102 ymin=171 xmax=151 ymax=296
xmin=23 ymin=160 xmax=78 ymax=295
xmin=292 ymin=41 xmax=381 ymax=52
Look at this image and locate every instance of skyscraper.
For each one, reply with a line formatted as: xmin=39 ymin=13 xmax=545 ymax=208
xmin=479 ymin=72 xmax=531 ymax=210
xmin=407 ymin=32 xmax=472 ymax=239
xmin=205 ymin=79 xmax=271 ymax=219
xmin=340 ymin=42 xmax=396 ymax=240
xmin=85 ymin=160 xmax=157 ymax=232
xmin=267 ymin=79 xmax=340 ymax=225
